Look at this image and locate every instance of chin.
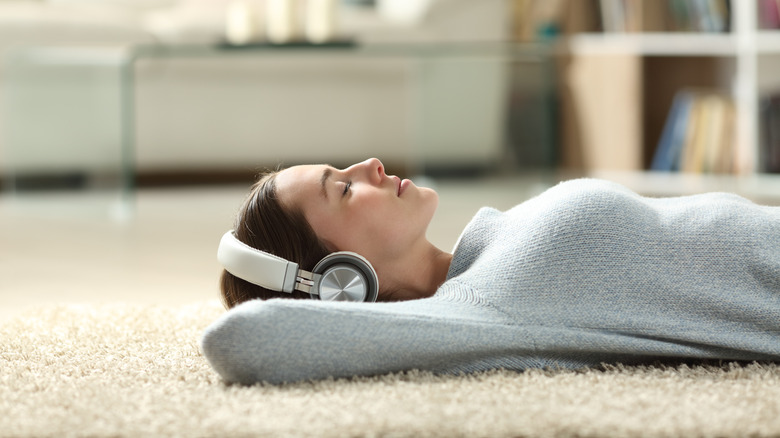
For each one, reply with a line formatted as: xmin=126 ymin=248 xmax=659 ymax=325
xmin=422 ymin=187 xmax=439 ymax=208
xmin=419 ymin=186 xmax=438 ymax=200
xmin=419 ymin=188 xmax=439 ymax=225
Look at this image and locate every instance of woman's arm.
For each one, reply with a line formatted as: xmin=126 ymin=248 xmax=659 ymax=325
xmin=200 ymin=295 xmax=538 ymax=385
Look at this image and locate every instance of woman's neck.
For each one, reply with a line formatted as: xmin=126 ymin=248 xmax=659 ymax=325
xmin=379 ymin=243 xmax=453 ymax=302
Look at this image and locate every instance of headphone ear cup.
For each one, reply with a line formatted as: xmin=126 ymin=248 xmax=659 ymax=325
xmin=311 ymin=252 xmax=379 ymax=302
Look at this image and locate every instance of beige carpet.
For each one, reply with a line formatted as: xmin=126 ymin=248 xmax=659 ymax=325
xmin=2 ymin=301 xmax=780 ymax=438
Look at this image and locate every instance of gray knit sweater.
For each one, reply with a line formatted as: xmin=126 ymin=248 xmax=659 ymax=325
xmin=201 ymin=179 xmax=780 ymax=384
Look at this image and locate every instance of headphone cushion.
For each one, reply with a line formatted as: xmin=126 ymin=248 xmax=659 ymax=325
xmin=312 ymin=252 xmax=379 ymax=302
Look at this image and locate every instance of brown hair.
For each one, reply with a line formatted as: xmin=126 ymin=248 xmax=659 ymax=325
xmin=219 ymin=171 xmax=331 ymax=309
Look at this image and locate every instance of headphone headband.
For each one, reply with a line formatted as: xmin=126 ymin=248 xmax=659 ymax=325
xmin=218 ymin=231 xmax=299 ymax=292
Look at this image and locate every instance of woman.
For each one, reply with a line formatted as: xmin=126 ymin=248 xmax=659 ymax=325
xmin=203 ymin=158 xmax=780 ymax=385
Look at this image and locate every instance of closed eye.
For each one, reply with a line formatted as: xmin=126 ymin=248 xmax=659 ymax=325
xmin=342 ymin=180 xmax=352 ymax=197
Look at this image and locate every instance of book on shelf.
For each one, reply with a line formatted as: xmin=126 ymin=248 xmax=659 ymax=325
xmin=760 ymin=93 xmax=780 ymax=173
xmin=651 ymin=90 xmax=694 ymax=171
xmin=513 ymin=0 xmax=735 ymax=36
xmin=560 ymin=52 xmax=642 ymax=171
xmin=599 ymin=0 xmax=730 ymax=33
xmin=651 ymin=89 xmax=735 ymax=174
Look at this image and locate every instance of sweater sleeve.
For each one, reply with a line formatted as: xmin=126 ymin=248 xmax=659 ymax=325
xmin=199 ymin=294 xmax=538 ymax=385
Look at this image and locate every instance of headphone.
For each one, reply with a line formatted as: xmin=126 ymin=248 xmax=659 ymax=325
xmin=217 ymin=231 xmax=379 ymax=302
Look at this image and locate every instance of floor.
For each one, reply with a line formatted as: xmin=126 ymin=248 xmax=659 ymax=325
xmin=2 ymin=171 xmax=778 ymax=322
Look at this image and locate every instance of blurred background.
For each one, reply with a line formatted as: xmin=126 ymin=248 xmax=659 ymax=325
xmin=1 ymin=0 xmax=780 ymax=318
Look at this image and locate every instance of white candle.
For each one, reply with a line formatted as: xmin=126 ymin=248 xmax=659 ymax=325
xmin=267 ymin=0 xmax=300 ymax=44
xmin=306 ymin=0 xmax=337 ymax=44
xmin=225 ymin=0 xmax=259 ymax=45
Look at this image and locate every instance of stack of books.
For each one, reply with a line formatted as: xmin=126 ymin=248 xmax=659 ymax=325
xmin=651 ymin=89 xmax=735 ymax=173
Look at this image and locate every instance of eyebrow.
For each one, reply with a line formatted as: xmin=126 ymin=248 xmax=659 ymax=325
xmin=320 ymin=167 xmax=331 ymax=199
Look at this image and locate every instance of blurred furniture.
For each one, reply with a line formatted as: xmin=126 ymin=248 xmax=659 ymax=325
xmin=3 ymin=0 xmax=549 ymax=187
xmin=556 ymin=0 xmax=780 ymax=179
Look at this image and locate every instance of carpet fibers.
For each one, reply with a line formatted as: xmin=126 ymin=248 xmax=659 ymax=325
xmin=2 ymin=301 xmax=780 ymax=437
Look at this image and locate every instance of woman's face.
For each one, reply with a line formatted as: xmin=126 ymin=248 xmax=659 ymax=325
xmin=274 ymin=158 xmax=439 ymax=263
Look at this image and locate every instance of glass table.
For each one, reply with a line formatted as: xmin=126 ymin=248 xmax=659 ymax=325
xmin=4 ymin=41 xmax=556 ymax=216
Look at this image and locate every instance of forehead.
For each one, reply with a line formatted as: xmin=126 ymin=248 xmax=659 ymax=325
xmin=274 ymin=164 xmax=327 ymax=210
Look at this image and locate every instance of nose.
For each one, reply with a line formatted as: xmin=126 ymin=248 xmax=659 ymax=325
xmin=348 ymin=158 xmax=385 ymax=185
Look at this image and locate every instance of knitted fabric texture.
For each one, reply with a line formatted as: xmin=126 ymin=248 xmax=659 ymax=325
xmin=201 ymin=179 xmax=780 ymax=384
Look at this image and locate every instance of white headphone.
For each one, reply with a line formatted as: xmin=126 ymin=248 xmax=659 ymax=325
xmin=217 ymin=231 xmax=379 ymax=302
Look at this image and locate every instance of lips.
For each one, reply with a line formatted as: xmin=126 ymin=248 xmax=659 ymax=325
xmin=398 ymin=178 xmax=411 ymax=197
xmin=391 ymin=175 xmax=411 ymax=197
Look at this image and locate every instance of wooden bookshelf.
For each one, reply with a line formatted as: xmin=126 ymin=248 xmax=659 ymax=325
xmin=547 ymin=0 xmax=780 ymax=191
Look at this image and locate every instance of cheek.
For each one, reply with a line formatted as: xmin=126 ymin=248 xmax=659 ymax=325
xmin=339 ymin=198 xmax=401 ymax=247
xmin=305 ymin=205 xmax=346 ymax=251
xmin=365 ymin=199 xmax=428 ymax=246
xmin=316 ymin=191 xmax=432 ymax=254
xmin=312 ymin=207 xmax=379 ymax=252
xmin=349 ymin=202 xmax=393 ymax=239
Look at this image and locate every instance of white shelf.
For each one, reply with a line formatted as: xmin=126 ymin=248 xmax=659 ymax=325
xmin=566 ymin=32 xmax=738 ymax=56
xmin=588 ymin=170 xmax=780 ymax=205
xmin=757 ymin=31 xmax=780 ymax=54
xmin=566 ymin=31 xmax=780 ymax=57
